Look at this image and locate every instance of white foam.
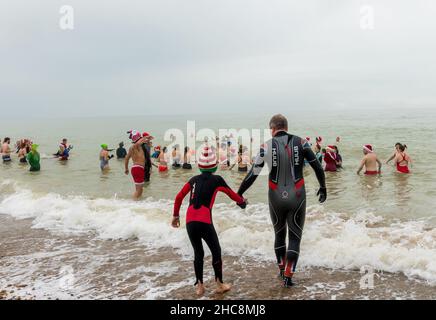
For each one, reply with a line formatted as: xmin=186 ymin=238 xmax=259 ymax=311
xmin=1 ymin=180 xmax=436 ymax=284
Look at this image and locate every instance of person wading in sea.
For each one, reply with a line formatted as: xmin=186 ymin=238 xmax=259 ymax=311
xmin=237 ymin=114 xmax=327 ymax=287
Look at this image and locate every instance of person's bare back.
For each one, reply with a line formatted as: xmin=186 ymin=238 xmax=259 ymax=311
xmin=363 ymin=153 xmax=379 ymax=171
xmin=357 ymin=145 xmax=382 ymax=175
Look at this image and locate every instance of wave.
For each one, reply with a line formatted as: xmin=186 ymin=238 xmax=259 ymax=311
xmin=1 ymin=179 xmax=436 ymax=284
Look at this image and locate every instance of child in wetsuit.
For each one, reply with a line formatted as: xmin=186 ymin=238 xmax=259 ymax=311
xmin=172 ymin=144 xmax=247 ymax=296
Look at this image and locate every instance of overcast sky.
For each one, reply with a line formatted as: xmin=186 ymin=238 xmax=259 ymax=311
xmin=1 ymin=0 xmax=436 ymax=117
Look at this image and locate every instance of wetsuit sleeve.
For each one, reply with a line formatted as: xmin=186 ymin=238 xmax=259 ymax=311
xmin=216 ymin=177 xmax=244 ymax=204
xmin=173 ymin=182 xmax=191 ymax=217
xmin=237 ymin=146 xmax=266 ymax=195
xmin=303 ymin=141 xmax=326 ymax=188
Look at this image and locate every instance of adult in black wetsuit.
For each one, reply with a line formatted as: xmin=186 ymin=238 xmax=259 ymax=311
xmin=238 ymin=114 xmax=327 ymax=287
xmin=116 ymin=142 xmax=127 ymax=159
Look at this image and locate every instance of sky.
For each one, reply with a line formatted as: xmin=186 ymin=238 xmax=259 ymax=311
xmin=1 ymin=0 xmax=436 ymax=117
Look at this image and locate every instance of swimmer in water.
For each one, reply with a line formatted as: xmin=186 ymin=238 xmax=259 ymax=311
xmin=323 ymin=145 xmax=338 ymax=172
xmin=230 ymin=145 xmax=251 ymax=172
xmin=172 ymin=144 xmax=247 ymax=296
xmin=395 ymin=144 xmax=411 ymax=174
xmin=386 ymin=142 xmax=402 ymax=165
xmin=158 ymin=146 xmax=169 ymax=172
xmin=56 ymin=138 xmax=71 ymax=160
xmin=116 ymin=142 xmax=127 ymax=159
xmin=27 ymin=144 xmax=40 ymax=172
xmin=100 ymin=144 xmax=114 ymax=171
xmin=1 ymin=137 xmax=12 ymax=162
xmin=172 ymin=144 xmax=181 ymax=169
xmin=357 ymin=144 xmax=382 ymax=175
xmin=182 ymin=146 xmax=192 ymax=169
xmin=124 ymin=131 xmax=148 ymax=200
xmin=18 ymin=141 xmax=28 ymax=164
xmin=237 ymin=114 xmax=327 ymax=287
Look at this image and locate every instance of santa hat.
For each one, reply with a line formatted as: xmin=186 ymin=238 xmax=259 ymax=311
xmin=326 ymin=145 xmax=335 ymax=152
xmin=198 ymin=145 xmax=218 ymax=173
xmin=316 ymin=136 xmax=323 ymax=143
xmin=305 ymin=137 xmax=311 ymax=141
xmin=128 ymin=130 xmax=142 ymax=143
xmin=363 ymin=144 xmax=373 ymax=153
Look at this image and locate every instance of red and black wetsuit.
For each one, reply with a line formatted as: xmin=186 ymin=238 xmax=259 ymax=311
xmin=173 ymin=172 xmax=245 ymax=284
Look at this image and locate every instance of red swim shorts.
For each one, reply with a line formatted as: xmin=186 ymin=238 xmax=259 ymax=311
xmin=158 ymin=165 xmax=168 ymax=172
xmin=131 ymin=165 xmax=145 ymax=185
xmin=364 ymin=170 xmax=380 ymax=175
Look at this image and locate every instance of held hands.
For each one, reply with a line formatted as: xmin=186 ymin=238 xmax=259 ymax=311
xmin=237 ymin=198 xmax=248 ymax=209
xmin=171 ymin=216 xmax=180 ymax=228
xmin=317 ymin=187 xmax=327 ymax=203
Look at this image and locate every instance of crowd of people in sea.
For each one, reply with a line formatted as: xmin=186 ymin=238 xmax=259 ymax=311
xmin=0 ymin=114 xmax=414 ymax=295
xmin=1 ymin=130 xmax=412 ymax=186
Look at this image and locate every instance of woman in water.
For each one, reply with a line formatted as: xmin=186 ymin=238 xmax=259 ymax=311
xmin=182 ymin=146 xmax=192 ymax=169
xmin=386 ymin=142 xmax=402 ymax=164
xmin=99 ymin=144 xmax=113 ymax=171
xmin=323 ymin=145 xmax=337 ymax=172
xmin=395 ymin=144 xmax=411 ymax=174
xmin=172 ymin=144 xmax=247 ymax=296
xmin=18 ymin=141 xmax=28 ymax=164
xmin=158 ymin=146 xmax=168 ymax=172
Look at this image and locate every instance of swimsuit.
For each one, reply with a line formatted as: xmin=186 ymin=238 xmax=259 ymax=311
xmin=100 ymin=156 xmax=109 ymax=170
xmin=396 ymin=153 xmax=410 ymax=174
xmin=19 ymin=157 xmax=27 ymax=164
xmin=238 ymin=132 xmax=325 ymax=279
xmin=2 ymin=154 xmax=11 ymax=162
xmin=173 ymin=172 xmax=244 ymax=284
xmin=131 ymin=164 xmax=145 ymax=185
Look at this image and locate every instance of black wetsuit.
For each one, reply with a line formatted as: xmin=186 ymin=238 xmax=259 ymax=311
xmin=238 ymin=132 xmax=326 ymax=282
xmin=116 ymin=147 xmax=127 ymax=159
xmin=174 ymin=172 xmax=245 ymax=284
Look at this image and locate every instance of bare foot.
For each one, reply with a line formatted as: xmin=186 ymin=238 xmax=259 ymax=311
xmin=196 ymin=283 xmax=205 ymax=296
xmin=215 ymin=281 xmax=232 ymax=294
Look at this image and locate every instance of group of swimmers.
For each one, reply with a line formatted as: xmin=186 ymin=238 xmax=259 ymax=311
xmin=1 ymin=115 xmax=415 ymax=296
xmin=306 ymin=136 xmax=411 ymax=175
xmin=1 ymin=137 xmax=40 ymax=171
xmin=0 ymin=137 xmax=74 ymax=172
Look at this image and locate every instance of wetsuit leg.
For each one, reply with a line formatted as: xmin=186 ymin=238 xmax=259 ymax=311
xmin=268 ymin=201 xmax=287 ymax=274
xmin=186 ymin=222 xmax=205 ymax=284
xmin=284 ymin=199 xmax=306 ymax=278
xmin=202 ymin=224 xmax=223 ymax=283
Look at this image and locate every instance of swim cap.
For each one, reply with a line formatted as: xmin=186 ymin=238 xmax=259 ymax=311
xmin=198 ymin=145 xmax=217 ymax=173
xmin=363 ymin=144 xmax=373 ymax=153
xmin=101 ymin=144 xmax=108 ymax=150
